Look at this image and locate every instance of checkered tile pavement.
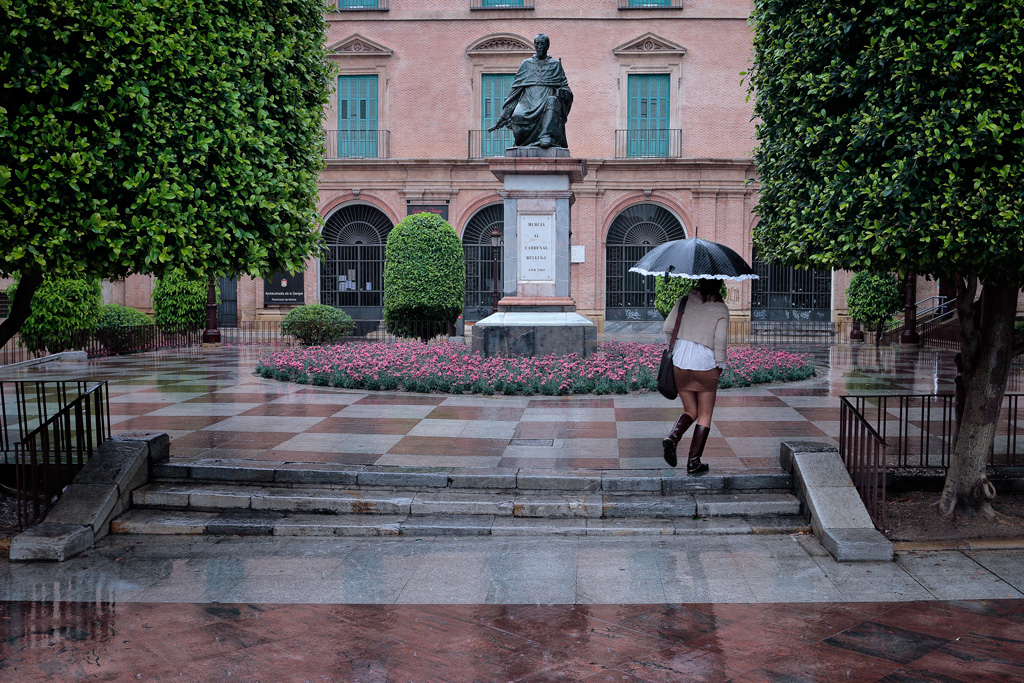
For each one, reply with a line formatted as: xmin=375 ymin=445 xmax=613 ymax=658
xmin=2 ymin=344 xmax=968 ymax=471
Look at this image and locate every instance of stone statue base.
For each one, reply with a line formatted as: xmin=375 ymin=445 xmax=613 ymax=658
xmin=471 ymin=150 xmax=595 ymax=358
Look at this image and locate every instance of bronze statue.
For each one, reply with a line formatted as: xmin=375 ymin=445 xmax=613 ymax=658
xmin=488 ymin=34 xmax=573 ymax=149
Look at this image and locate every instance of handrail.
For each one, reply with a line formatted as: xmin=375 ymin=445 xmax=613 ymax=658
xmin=839 ymin=396 xmax=888 ymax=527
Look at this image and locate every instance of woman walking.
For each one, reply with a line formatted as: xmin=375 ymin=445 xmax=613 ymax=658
xmin=661 ymin=279 xmax=730 ymax=473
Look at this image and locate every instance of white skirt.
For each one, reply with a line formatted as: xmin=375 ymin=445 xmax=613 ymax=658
xmin=672 ymin=339 xmax=719 ymax=372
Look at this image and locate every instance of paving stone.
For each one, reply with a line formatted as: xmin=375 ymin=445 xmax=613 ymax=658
xmin=411 ymin=491 xmax=515 ymax=516
xmin=695 ymin=493 xmax=801 ymax=517
xmin=586 ymin=518 xmax=674 ymax=535
xmin=447 ymin=468 xmax=519 ymax=489
xmin=661 ymin=472 xmax=729 ymax=493
xmin=152 ymin=462 xmax=191 ymax=480
xmin=357 ymin=467 xmax=451 ymax=488
xmin=400 ymin=515 xmax=494 ymax=536
xmin=724 ymin=473 xmax=792 ymax=490
xmin=512 ymin=494 xmax=602 ymax=518
xmin=821 ymin=528 xmax=893 ymax=562
xmin=490 ymin=517 xmax=588 ymax=536
xmin=189 ymin=461 xmax=279 ymax=483
xmin=189 ymin=486 xmax=259 ymax=510
xmin=601 ymin=494 xmax=696 ymax=518
xmin=111 ymin=509 xmax=218 ymax=535
xmin=206 ymin=510 xmax=284 ymax=536
xmin=517 ymin=469 xmax=601 ymax=492
xmin=272 ymin=514 xmax=406 ymax=537
xmin=250 ymin=489 xmax=414 ymax=516
xmin=672 ymin=517 xmax=753 ymax=535
xmin=132 ymin=484 xmax=195 ymax=508
xmin=600 ymin=470 xmax=661 ymax=492
xmin=274 ymin=464 xmax=361 ymax=486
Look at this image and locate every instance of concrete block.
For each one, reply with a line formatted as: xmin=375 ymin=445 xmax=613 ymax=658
xmin=357 ymin=467 xmax=450 ymax=488
xmin=512 ymin=494 xmax=601 ymax=518
xmin=724 ymin=473 xmax=792 ymax=490
xmin=274 ymin=464 xmax=361 ymax=486
xmin=821 ymin=528 xmax=893 ymax=562
xmin=491 ymin=517 xmax=587 ymax=535
xmin=601 ymin=471 xmax=661 ymax=492
xmin=411 ymin=492 xmax=515 ymax=517
xmin=400 ymin=515 xmax=494 ymax=536
xmin=672 ymin=517 xmax=753 ymax=535
xmin=517 ymin=469 xmax=601 ymax=492
xmin=448 ymin=469 xmax=518 ymax=490
xmin=696 ymin=493 xmax=801 ymax=517
xmin=189 ymin=461 xmax=277 ymax=483
xmin=780 ymin=441 xmax=837 ymax=474
xmin=602 ymin=494 xmax=695 ymax=518
xmin=74 ymin=441 xmax=147 ymax=487
xmin=793 ymin=451 xmax=855 ymax=488
xmin=45 ymin=483 xmax=122 ymax=536
xmin=803 ymin=486 xmax=874 ymax=536
xmin=252 ymin=489 xmax=414 ymax=516
xmin=206 ymin=511 xmax=283 ymax=536
xmin=152 ymin=462 xmax=190 ymax=480
xmin=661 ymin=472 xmax=727 ymax=493
xmin=188 ymin=487 xmax=256 ymax=510
xmin=111 ymin=431 xmax=171 ymax=464
xmin=272 ymin=514 xmax=406 ymax=537
xmin=132 ymin=484 xmax=195 ymax=508
xmin=57 ymin=350 xmax=88 ymax=362
xmin=111 ymin=509 xmax=217 ymax=535
xmin=10 ymin=523 xmax=94 ymax=562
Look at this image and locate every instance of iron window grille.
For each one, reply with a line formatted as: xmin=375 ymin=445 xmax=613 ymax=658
xmin=319 ymin=205 xmax=394 ymax=320
xmin=462 ymin=204 xmax=505 ymax=321
xmin=605 ymin=204 xmax=687 ymax=321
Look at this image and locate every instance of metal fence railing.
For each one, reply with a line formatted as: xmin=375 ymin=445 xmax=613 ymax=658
xmin=728 ymin=319 xmax=851 ymax=346
xmin=839 ymin=392 xmax=1023 ymax=527
xmin=0 ymin=327 xmax=203 ymax=365
xmin=1 ymin=380 xmax=111 ymax=529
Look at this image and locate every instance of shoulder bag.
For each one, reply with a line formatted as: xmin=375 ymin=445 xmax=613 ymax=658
xmin=656 ymin=296 xmax=686 ymax=400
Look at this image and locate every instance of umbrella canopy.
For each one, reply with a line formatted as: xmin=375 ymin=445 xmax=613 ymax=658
xmin=629 ymin=237 xmax=758 ymax=281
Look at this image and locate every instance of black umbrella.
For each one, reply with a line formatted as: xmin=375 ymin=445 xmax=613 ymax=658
xmin=629 ymin=237 xmax=758 ymax=281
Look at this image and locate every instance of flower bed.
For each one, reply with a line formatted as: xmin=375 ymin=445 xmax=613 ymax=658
xmin=256 ymin=341 xmax=814 ymax=395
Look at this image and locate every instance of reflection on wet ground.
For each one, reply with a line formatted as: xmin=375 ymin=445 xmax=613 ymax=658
xmin=3 ymin=598 xmax=1023 ymax=681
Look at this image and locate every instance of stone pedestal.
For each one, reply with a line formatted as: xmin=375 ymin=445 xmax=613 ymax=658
xmin=472 ymin=150 xmax=596 ymax=358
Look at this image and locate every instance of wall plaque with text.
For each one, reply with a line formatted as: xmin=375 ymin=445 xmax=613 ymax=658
xmin=518 ymin=214 xmax=555 ymax=282
xmin=264 ymin=271 xmax=304 ymax=306
xmin=406 ymin=203 xmax=449 ymax=220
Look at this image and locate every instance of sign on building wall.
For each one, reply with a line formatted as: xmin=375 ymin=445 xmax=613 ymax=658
xmin=264 ymin=271 xmax=305 ymax=306
xmin=406 ymin=202 xmax=449 ymax=220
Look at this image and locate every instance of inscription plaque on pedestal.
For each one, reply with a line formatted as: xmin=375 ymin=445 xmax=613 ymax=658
xmin=518 ymin=214 xmax=555 ymax=282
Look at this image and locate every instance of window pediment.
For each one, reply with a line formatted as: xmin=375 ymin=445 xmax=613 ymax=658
xmin=328 ymin=34 xmax=394 ymax=57
xmin=613 ymin=33 xmax=687 ymax=58
xmin=467 ymin=33 xmax=534 ymax=57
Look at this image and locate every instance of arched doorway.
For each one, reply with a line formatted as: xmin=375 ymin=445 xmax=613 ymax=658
xmin=462 ymin=204 xmax=504 ymax=322
xmin=750 ymin=254 xmax=832 ymax=321
xmin=319 ymin=204 xmax=394 ymax=320
xmin=605 ymin=203 xmax=687 ymax=321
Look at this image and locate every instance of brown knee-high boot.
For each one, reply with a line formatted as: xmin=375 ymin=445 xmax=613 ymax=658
xmin=662 ymin=414 xmax=694 ymax=467
xmin=686 ymin=424 xmax=711 ymax=474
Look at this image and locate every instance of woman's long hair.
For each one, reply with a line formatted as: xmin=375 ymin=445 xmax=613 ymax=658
xmin=695 ymin=278 xmax=724 ymax=302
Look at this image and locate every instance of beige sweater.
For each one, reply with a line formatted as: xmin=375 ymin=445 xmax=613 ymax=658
xmin=662 ymin=292 xmax=730 ymax=363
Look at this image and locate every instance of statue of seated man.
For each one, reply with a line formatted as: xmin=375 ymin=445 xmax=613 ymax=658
xmin=488 ymin=34 xmax=573 ymax=149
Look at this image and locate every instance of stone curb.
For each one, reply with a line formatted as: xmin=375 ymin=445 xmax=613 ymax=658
xmin=894 ymin=538 xmax=1024 ymax=552
xmin=9 ymin=432 xmax=169 ymax=562
xmin=780 ymin=441 xmax=894 ymax=562
xmin=0 ymin=350 xmax=87 ymax=371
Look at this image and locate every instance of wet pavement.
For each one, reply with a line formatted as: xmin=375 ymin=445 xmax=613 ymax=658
xmin=3 ymin=343 xmax=1024 ymax=681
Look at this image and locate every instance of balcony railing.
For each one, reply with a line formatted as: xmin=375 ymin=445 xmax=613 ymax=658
xmin=334 ymin=0 xmax=388 ymax=10
xmin=615 ymin=129 xmax=682 ymax=158
xmin=618 ymin=0 xmax=683 ymax=8
xmin=468 ymin=129 xmax=515 ymax=159
xmin=324 ymin=130 xmax=390 ymax=160
xmin=471 ymin=0 xmax=534 ymax=9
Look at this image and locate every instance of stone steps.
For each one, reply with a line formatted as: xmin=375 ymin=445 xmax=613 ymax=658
xmin=112 ymin=508 xmax=810 ymax=538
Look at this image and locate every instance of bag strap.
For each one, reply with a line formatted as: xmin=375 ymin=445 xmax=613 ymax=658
xmin=669 ymin=296 xmax=686 ymax=346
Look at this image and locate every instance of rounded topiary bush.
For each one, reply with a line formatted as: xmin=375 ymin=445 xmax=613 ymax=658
xmin=846 ymin=272 xmax=902 ymax=335
xmin=654 ymin=277 xmax=727 ymax=319
xmin=281 ymin=304 xmax=355 ymax=346
xmin=94 ymin=304 xmax=154 ymax=354
xmin=14 ymin=277 xmax=103 ymax=354
xmin=153 ymin=272 xmax=216 ymax=332
xmin=383 ymin=212 xmax=465 ymax=342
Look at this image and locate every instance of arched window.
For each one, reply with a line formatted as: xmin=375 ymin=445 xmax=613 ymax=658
xmin=605 ymin=203 xmax=686 ymax=321
xmin=750 ymin=254 xmax=832 ymax=322
xmin=319 ymin=204 xmax=393 ymax=320
xmin=462 ymin=204 xmax=504 ymax=322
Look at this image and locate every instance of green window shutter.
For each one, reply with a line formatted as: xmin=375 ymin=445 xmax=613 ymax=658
xmin=627 ymin=74 xmax=670 ymax=157
xmin=338 ymin=75 xmax=379 ymax=158
xmin=481 ymin=74 xmax=514 ymax=157
xmin=481 ymin=0 xmax=525 ymax=7
xmin=338 ymin=0 xmax=379 ymax=8
xmin=628 ymin=0 xmax=670 ymax=6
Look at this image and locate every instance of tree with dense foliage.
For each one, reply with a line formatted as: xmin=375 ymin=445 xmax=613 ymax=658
xmin=152 ymin=271 xmax=216 ymax=332
xmin=654 ymin=277 xmax=727 ymax=320
xmin=0 ymin=0 xmax=332 ymax=348
xmin=383 ymin=213 xmax=466 ymax=343
xmin=749 ymin=0 xmax=1024 ymax=516
xmin=845 ymin=272 xmax=903 ymax=344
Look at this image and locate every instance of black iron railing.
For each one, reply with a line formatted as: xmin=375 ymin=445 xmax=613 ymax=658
xmin=1 ymin=380 xmax=111 ymax=529
xmin=324 ymin=130 xmax=390 ymax=160
xmin=614 ymin=129 xmax=682 ymax=158
xmin=470 ymin=0 xmax=534 ymax=9
xmin=839 ymin=393 xmax=1024 ymax=527
xmin=728 ymin=320 xmax=850 ymax=345
xmin=468 ymin=129 xmax=516 ymax=159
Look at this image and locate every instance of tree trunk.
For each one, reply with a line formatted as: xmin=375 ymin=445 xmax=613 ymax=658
xmin=0 ymin=270 xmax=43 ymax=350
xmin=939 ymin=280 xmax=1019 ymax=517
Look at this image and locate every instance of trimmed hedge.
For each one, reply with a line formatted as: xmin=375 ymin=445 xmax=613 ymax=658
xmin=13 ymin=277 xmax=103 ymax=354
xmin=846 ymin=272 xmax=902 ymax=332
xmin=654 ymin=277 xmax=727 ymax=319
xmin=153 ymin=272 xmax=216 ymax=332
xmin=281 ymin=304 xmax=355 ymax=346
xmin=94 ymin=304 xmax=154 ymax=354
xmin=383 ymin=212 xmax=465 ymax=342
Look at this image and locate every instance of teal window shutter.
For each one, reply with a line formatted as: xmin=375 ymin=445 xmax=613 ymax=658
xmin=338 ymin=75 xmax=378 ymax=158
xmin=481 ymin=74 xmax=514 ymax=157
xmin=481 ymin=0 xmax=525 ymax=7
xmin=627 ymin=0 xmax=670 ymax=6
xmin=338 ymin=0 xmax=379 ymax=8
xmin=627 ymin=74 xmax=670 ymax=157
